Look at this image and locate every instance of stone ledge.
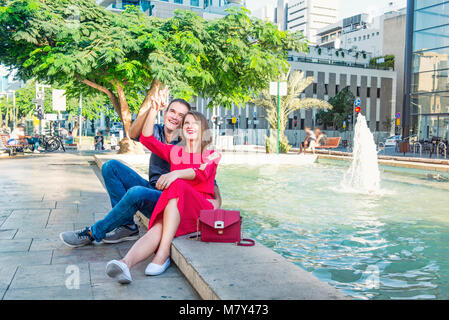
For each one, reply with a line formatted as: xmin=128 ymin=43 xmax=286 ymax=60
xmin=94 ymin=154 xmax=348 ymax=300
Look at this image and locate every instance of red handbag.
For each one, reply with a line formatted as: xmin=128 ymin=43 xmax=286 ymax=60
xmin=195 ymin=209 xmax=255 ymax=246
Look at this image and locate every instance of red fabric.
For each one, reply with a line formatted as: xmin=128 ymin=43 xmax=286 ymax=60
xmin=139 ymin=134 xmax=221 ymax=237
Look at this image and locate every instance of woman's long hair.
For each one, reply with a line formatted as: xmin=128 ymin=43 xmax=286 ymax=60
xmin=181 ymin=111 xmax=212 ymax=154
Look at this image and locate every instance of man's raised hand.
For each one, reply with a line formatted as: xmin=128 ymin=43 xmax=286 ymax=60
xmin=151 ymin=86 xmax=169 ymax=112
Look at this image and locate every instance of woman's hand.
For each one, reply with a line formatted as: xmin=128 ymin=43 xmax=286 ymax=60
xmin=155 ymin=171 xmax=179 ymax=190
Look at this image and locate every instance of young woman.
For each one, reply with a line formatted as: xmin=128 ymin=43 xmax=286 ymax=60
xmin=105 ymin=95 xmax=221 ymax=284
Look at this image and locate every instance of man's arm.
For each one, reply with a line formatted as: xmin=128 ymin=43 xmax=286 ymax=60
xmin=129 ymin=108 xmax=151 ymax=140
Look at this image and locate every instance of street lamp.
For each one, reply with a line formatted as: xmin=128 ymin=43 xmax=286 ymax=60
xmin=8 ymin=90 xmax=16 ymax=130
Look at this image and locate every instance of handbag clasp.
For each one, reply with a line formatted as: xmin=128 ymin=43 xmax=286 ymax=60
xmin=214 ymin=220 xmax=224 ymax=229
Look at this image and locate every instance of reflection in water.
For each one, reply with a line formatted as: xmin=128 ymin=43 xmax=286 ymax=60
xmin=216 ymin=163 xmax=449 ymax=300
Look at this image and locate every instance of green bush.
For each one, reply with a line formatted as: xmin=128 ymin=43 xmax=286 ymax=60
xmin=265 ymin=132 xmax=291 ymax=154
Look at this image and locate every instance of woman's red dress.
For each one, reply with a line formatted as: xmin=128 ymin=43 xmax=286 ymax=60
xmin=139 ymin=134 xmax=221 ymax=237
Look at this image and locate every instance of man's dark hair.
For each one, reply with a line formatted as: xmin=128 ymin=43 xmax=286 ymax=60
xmin=167 ymin=99 xmax=191 ymax=111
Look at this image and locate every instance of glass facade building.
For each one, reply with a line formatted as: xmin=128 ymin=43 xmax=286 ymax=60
xmin=406 ymin=0 xmax=449 ymax=141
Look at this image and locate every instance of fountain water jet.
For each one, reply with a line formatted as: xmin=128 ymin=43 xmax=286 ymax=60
xmin=341 ymin=114 xmax=381 ymax=194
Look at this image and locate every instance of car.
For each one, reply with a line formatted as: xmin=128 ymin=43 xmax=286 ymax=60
xmin=384 ymin=135 xmax=402 ymax=147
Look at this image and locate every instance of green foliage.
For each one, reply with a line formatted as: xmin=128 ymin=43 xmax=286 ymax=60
xmin=316 ymin=86 xmax=355 ymax=131
xmin=0 ymin=0 xmax=306 ymax=119
xmin=369 ymin=55 xmax=395 ymax=70
xmin=265 ymin=131 xmax=291 ymax=154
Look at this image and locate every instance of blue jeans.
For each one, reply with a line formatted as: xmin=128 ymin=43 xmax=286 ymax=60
xmin=91 ymin=159 xmax=162 ymax=242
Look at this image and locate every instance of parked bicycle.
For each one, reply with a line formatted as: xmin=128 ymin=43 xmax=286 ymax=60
xmin=37 ymin=134 xmax=66 ymax=152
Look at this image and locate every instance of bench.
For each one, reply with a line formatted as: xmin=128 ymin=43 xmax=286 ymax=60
xmin=0 ymin=134 xmax=24 ymax=156
xmin=315 ymin=137 xmax=341 ymax=153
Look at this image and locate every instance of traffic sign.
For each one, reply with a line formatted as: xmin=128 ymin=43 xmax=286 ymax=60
xmin=355 ymin=106 xmax=361 ymax=113
xmin=396 ymin=112 xmax=401 ymax=119
xmin=354 ymin=98 xmax=361 ymax=106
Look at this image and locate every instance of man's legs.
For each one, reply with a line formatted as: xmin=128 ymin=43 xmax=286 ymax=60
xmin=59 ymin=160 xmax=162 ymax=247
xmin=101 ymin=159 xmax=151 ymax=225
xmin=91 ymin=186 xmax=162 ymax=242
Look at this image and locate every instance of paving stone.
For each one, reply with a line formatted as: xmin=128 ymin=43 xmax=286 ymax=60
xmin=55 ymin=202 xmax=79 ymax=209
xmin=29 ymin=238 xmax=70 ymax=251
xmin=51 ymin=246 xmax=121 ymax=265
xmin=0 ymin=239 xmax=32 ymax=252
xmin=0 ymin=229 xmax=18 ymax=240
xmin=10 ymin=263 xmax=90 ymax=289
xmin=9 ymin=209 xmax=51 ymax=219
xmin=91 ymin=278 xmax=199 ymax=300
xmin=0 ymin=266 xmax=18 ymax=289
xmin=1 ymin=201 xmax=56 ymax=210
xmin=0 ymin=251 xmax=52 ymax=268
xmin=14 ymin=224 xmax=74 ymax=240
xmin=3 ymin=284 xmax=93 ymax=300
xmin=1 ymin=216 xmax=49 ymax=229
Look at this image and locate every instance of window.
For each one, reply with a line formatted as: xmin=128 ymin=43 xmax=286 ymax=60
xmin=336 ymin=85 xmax=340 ymax=93
xmin=377 ymin=88 xmax=381 ymax=98
xmin=324 ymin=84 xmax=328 ymax=95
xmin=376 ymin=121 xmax=380 ymax=131
xmin=363 ymin=35 xmax=366 ymax=40
xmin=358 ymin=36 xmax=361 ymax=41
xmin=300 ymin=119 xmax=305 ymax=130
xmin=367 ymin=88 xmax=371 ymax=98
xmin=313 ymin=83 xmax=317 ymax=95
xmin=354 ymin=37 xmax=357 ymax=42
xmin=174 ymin=0 xmax=183 ymax=3
xmin=356 ymin=87 xmax=361 ymax=97
xmin=367 ymin=35 xmax=370 ymax=39
xmin=376 ymin=32 xmax=379 ymax=36
xmin=367 ymin=121 xmax=370 ymax=127
xmin=190 ymin=0 xmax=199 ymax=6
xmin=288 ymin=118 xmax=293 ymax=130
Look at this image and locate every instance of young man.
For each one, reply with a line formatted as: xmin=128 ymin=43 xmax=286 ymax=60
xmin=298 ymin=127 xmax=316 ymax=154
xmin=60 ymin=91 xmax=222 ymax=247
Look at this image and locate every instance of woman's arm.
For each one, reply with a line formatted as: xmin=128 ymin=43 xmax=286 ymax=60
xmin=139 ymin=106 xmax=173 ymax=163
xmin=155 ymin=154 xmax=221 ymax=190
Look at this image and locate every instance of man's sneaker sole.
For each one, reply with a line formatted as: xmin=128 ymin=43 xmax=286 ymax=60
xmin=59 ymin=232 xmax=92 ymax=248
xmin=106 ymin=261 xmax=132 ymax=284
xmin=102 ymin=234 xmax=140 ymax=244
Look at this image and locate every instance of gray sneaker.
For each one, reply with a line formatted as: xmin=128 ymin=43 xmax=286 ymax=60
xmin=102 ymin=225 xmax=139 ymax=244
xmin=59 ymin=227 xmax=94 ymax=248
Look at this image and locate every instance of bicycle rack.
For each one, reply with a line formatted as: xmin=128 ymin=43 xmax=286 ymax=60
xmin=437 ymin=142 xmax=447 ymax=159
xmin=413 ymin=142 xmax=422 ymax=157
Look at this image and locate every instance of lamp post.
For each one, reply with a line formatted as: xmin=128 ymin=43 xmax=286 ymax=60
xmin=8 ymin=90 xmax=16 ymax=130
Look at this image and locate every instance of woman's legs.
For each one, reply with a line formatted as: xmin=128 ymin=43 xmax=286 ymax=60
xmin=121 ymin=220 xmax=163 ymax=269
xmin=119 ymin=197 xmax=180 ymax=269
xmin=152 ymin=198 xmax=180 ymax=265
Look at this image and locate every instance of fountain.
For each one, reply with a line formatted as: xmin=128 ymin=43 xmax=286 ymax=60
xmin=341 ymin=114 xmax=381 ymax=194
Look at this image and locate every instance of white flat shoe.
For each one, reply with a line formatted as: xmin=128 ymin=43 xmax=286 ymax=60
xmin=145 ymin=258 xmax=170 ymax=276
xmin=106 ymin=260 xmax=132 ymax=284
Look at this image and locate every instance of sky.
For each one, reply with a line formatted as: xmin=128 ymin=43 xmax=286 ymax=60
xmin=245 ymin=0 xmax=407 ymax=19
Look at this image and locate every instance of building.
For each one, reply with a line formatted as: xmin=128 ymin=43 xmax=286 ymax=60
xmin=286 ymin=0 xmax=339 ymax=43
xmin=192 ymin=46 xmax=397 ymax=146
xmin=383 ymin=10 xmax=407 ymax=129
xmin=404 ymin=0 xmax=449 ymax=141
xmin=256 ymin=0 xmax=339 ymax=42
xmin=97 ymin=0 xmax=236 ymax=19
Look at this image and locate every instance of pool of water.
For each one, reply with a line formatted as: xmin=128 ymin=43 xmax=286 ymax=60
xmin=215 ymin=160 xmax=449 ymax=300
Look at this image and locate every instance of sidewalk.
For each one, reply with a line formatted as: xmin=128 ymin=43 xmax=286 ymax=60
xmin=0 ymin=152 xmax=199 ymax=300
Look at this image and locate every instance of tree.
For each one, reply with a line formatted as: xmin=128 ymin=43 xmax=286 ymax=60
xmin=0 ymin=0 xmax=306 ymax=153
xmin=252 ymin=70 xmax=332 ymax=153
xmin=316 ymin=86 xmax=355 ymax=131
